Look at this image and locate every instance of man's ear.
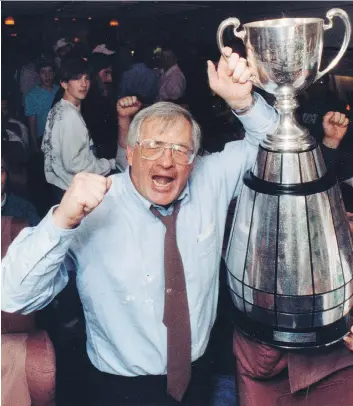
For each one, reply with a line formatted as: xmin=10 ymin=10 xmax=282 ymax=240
xmin=126 ymin=145 xmax=135 ymax=166
xmin=60 ymin=81 xmax=67 ymax=90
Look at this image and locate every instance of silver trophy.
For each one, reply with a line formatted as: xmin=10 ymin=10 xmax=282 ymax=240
xmin=217 ymin=9 xmax=353 ymax=348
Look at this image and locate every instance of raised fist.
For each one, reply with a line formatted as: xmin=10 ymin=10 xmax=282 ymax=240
xmin=53 ymin=173 xmax=112 ymax=229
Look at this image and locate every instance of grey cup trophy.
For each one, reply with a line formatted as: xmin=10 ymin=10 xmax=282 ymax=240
xmin=218 ymin=9 xmax=353 ymax=348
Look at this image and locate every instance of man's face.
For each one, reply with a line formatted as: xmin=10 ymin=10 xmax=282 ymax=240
xmin=61 ymin=74 xmax=90 ymax=105
xmin=161 ymin=50 xmax=175 ymax=70
xmin=57 ymin=45 xmax=72 ymax=59
xmin=98 ymin=67 xmax=113 ymax=84
xmin=39 ymin=66 xmax=54 ymax=88
xmin=127 ymin=116 xmax=194 ymax=206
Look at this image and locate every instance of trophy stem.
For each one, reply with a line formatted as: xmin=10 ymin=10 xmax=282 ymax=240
xmin=261 ymin=90 xmax=316 ymax=152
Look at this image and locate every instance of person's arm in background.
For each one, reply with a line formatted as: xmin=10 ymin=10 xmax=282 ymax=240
xmin=24 ymin=91 xmax=39 ymax=152
xmin=116 ymin=96 xmax=142 ymax=171
xmin=61 ymin=109 xmax=115 ymax=175
xmin=320 ymin=111 xmax=353 ymax=353
xmin=320 ymin=111 xmax=349 ymax=172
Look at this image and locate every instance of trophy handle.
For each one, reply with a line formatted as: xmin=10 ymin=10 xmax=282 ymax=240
xmin=315 ymin=8 xmax=352 ymax=82
xmin=217 ymin=17 xmax=246 ymax=57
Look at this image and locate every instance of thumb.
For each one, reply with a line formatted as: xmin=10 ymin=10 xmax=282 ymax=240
xmin=106 ymin=177 xmax=113 ymax=193
xmin=323 ymin=111 xmax=334 ymax=124
xmin=207 ymin=60 xmax=218 ymax=90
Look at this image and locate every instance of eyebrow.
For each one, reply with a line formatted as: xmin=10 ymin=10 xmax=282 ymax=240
xmin=154 ymin=140 xmax=192 ymax=149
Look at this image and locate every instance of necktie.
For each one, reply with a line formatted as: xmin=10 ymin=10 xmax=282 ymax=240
xmin=150 ymin=202 xmax=191 ymax=402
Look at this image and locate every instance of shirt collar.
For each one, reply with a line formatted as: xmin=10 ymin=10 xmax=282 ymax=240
xmin=122 ymin=166 xmax=190 ymax=216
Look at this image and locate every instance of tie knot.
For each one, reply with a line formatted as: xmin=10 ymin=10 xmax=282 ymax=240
xmin=150 ymin=201 xmax=181 ymax=228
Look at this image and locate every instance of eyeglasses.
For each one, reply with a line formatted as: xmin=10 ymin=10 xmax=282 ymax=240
xmin=136 ymin=139 xmax=195 ymax=165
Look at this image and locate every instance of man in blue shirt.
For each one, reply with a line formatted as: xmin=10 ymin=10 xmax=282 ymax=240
xmin=2 ymin=48 xmax=279 ymax=405
xmin=24 ymin=58 xmax=59 ymax=151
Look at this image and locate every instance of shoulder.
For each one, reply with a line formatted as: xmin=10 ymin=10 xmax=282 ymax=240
xmin=51 ymin=100 xmax=79 ymax=122
xmin=25 ymin=86 xmax=39 ymax=101
xmin=5 ymin=194 xmax=40 ymax=226
xmin=7 ymin=193 xmax=36 ymax=211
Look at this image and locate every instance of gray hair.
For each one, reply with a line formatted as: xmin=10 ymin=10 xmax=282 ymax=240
xmin=127 ymin=102 xmax=201 ymax=153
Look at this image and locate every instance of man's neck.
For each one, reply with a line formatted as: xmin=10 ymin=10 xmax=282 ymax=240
xmin=63 ymin=94 xmax=81 ymax=108
xmin=40 ymin=83 xmax=53 ymax=92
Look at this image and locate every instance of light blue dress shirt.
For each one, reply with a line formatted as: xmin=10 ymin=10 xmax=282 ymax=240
xmin=2 ymin=93 xmax=279 ymax=376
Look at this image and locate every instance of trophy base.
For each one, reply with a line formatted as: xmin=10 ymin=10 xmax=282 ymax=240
xmin=233 ymin=307 xmax=352 ymax=349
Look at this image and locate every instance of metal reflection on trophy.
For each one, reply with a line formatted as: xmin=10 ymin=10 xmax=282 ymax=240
xmin=217 ymin=9 xmax=353 ymax=348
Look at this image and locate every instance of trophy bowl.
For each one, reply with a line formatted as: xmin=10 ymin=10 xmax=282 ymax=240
xmin=217 ymin=9 xmax=351 ymax=96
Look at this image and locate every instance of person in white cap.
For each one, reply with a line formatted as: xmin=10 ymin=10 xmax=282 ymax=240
xmin=53 ymin=38 xmax=74 ymax=69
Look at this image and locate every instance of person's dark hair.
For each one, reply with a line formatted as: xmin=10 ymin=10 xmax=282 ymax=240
xmin=133 ymin=44 xmax=155 ymax=68
xmin=89 ymin=53 xmax=113 ymax=76
xmin=35 ymin=57 xmax=55 ymax=73
xmin=59 ymin=57 xmax=92 ymax=83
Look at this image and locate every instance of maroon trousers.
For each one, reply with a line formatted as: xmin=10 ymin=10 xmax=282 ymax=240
xmin=233 ymin=328 xmax=353 ymax=406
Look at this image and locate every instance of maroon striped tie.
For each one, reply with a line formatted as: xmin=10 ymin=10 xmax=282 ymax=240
xmin=150 ymin=202 xmax=191 ymax=401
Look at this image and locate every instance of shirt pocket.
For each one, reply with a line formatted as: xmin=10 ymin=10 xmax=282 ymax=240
xmin=196 ymin=221 xmax=218 ymax=260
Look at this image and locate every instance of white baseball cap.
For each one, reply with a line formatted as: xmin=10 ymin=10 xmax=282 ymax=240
xmin=53 ymin=38 xmax=73 ymax=53
xmin=92 ymin=44 xmax=115 ymax=56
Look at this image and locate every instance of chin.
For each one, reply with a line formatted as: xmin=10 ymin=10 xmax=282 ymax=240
xmin=149 ymin=192 xmax=176 ymax=207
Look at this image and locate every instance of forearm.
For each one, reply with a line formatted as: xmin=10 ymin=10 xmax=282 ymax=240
xmin=118 ymin=116 xmax=131 ymax=149
xmin=1 ymin=209 xmax=76 ymax=314
xmin=320 ymin=143 xmax=339 ymax=173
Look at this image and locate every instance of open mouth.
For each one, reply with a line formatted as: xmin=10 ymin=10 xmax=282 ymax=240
xmin=152 ymin=175 xmax=175 ymax=188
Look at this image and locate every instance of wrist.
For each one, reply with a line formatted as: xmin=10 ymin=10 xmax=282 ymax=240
xmin=118 ymin=116 xmax=132 ymax=126
xmin=52 ymin=207 xmax=80 ymax=230
xmin=322 ymin=137 xmax=340 ymax=149
xmin=229 ymin=94 xmax=254 ymax=113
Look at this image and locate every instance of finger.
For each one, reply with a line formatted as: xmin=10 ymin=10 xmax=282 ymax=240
xmin=222 ymin=47 xmax=233 ymax=58
xmin=332 ymin=111 xmax=342 ymax=124
xmin=80 ymin=183 xmax=106 ymax=210
xmin=238 ymin=68 xmax=253 ymax=84
xmin=106 ymin=177 xmax=113 ymax=192
xmin=207 ymin=60 xmax=218 ymax=89
xmin=232 ymin=59 xmax=248 ymax=83
xmin=323 ymin=111 xmax=334 ymax=124
xmin=226 ymin=53 xmax=242 ymax=76
xmin=217 ymin=47 xmax=234 ymax=73
xmin=338 ymin=114 xmax=347 ymax=126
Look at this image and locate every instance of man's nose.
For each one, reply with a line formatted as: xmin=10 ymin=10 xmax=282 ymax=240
xmin=158 ymin=147 xmax=174 ymax=167
xmin=80 ymin=78 xmax=88 ymax=87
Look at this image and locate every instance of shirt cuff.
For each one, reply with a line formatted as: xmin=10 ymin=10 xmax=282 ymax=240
xmin=44 ymin=205 xmax=82 ymax=235
xmin=232 ymin=92 xmax=279 ymax=136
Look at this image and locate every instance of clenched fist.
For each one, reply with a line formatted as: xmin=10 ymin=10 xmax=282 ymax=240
xmin=322 ymin=111 xmax=349 ymax=149
xmin=117 ymin=96 xmax=142 ymax=119
xmin=53 ymin=173 xmax=112 ymax=229
xmin=207 ymin=47 xmax=254 ymax=110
